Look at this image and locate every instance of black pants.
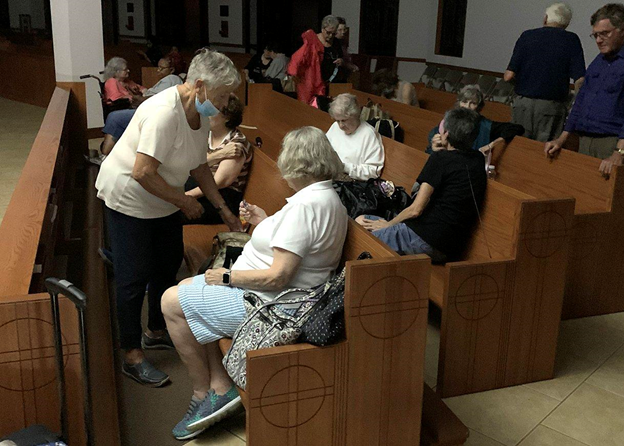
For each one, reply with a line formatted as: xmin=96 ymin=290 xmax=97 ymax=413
xmin=182 ymin=177 xmax=243 ymax=225
xmin=106 ymin=207 xmax=184 ymax=350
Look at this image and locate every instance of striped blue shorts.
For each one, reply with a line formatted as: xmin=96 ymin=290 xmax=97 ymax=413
xmin=178 ymin=274 xmax=246 ymax=345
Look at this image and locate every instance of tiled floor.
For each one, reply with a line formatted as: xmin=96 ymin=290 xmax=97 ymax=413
xmin=5 ymin=96 xmax=624 ymax=446
xmin=0 ymin=97 xmax=46 ymax=225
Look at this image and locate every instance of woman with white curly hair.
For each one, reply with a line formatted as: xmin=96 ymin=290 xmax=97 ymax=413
xmin=95 ymin=49 xmax=243 ymax=389
xmin=161 ymin=126 xmax=348 ymax=440
xmin=326 ymin=93 xmax=385 ymax=180
xmin=102 ymin=56 xmax=146 ymax=107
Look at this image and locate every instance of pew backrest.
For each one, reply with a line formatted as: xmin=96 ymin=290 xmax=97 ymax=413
xmin=494 ymin=136 xmax=616 ymax=215
xmin=330 ymin=83 xmax=441 ymax=150
xmin=246 ymin=84 xmax=523 ymax=263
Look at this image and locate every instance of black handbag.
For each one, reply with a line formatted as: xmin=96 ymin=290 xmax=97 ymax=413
xmin=299 ymin=252 xmax=372 ymax=346
xmin=333 ymin=178 xmax=413 ymax=220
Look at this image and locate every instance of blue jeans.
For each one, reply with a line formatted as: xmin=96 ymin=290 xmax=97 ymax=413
xmin=103 ymin=109 xmax=136 ymax=140
xmin=366 ymin=215 xmax=434 ymax=256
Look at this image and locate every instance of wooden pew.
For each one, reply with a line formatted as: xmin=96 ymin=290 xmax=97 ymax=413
xmin=338 ymin=85 xmax=604 ymax=321
xmin=490 ymin=137 xmax=624 ymax=319
xmin=0 ymin=86 xmax=119 ymax=444
xmin=182 ymin=149 xmax=457 ymax=445
xmin=413 ymin=82 xmax=512 ymax=122
xmin=329 ymin=83 xmax=441 ymax=150
xmin=243 ymin=84 xmax=576 ymax=398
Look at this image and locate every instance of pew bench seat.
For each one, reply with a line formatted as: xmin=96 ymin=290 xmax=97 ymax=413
xmin=181 ymin=148 xmax=439 ymax=445
xmin=243 ymin=83 xmax=576 ymax=397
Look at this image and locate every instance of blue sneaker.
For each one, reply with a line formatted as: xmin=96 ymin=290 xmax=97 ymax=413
xmin=172 ymin=395 xmax=211 ymax=441
xmin=186 ymin=386 xmax=242 ymax=431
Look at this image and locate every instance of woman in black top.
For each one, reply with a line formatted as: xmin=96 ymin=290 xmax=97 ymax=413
xmin=357 ymin=108 xmax=487 ymax=262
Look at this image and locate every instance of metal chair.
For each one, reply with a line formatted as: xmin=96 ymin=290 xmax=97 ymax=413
xmin=428 ymin=67 xmax=449 ymax=90
xmin=441 ymin=69 xmax=463 ymax=92
xmin=488 ymin=79 xmax=515 ymax=104
xmin=419 ymin=65 xmax=438 ymax=85
xmin=477 ymin=75 xmax=498 ymax=98
xmin=453 ymin=72 xmax=480 ymax=93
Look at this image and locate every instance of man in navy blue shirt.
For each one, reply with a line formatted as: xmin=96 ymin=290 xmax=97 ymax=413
xmin=505 ymin=3 xmax=586 ymax=142
xmin=546 ymin=4 xmax=624 ymax=175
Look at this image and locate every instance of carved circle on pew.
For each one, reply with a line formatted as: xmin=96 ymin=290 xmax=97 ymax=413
xmin=355 ymin=276 xmax=424 ymax=340
xmin=522 ymin=211 xmax=568 ymax=259
xmin=570 ymin=220 xmax=600 ymax=260
xmin=453 ymin=274 xmax=501 ymax=322
xmin=259 ymin=365 xmax=327 ymax=428
xmin=0 ymin=318 xmax=72 ymax=392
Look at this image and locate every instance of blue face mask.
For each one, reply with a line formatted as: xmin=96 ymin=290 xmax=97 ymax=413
xmin=195 ymin=86 xmax=220 ymax=117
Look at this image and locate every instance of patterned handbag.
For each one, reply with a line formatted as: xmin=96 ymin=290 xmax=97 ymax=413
xmin=299 ymin=252 xmax=372 ymax=346
xmin=222 ymin=287 xmax=322 ymax=389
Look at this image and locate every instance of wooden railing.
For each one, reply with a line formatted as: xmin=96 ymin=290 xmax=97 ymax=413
xmin=0 ymin=84 xmax=120 ymax=445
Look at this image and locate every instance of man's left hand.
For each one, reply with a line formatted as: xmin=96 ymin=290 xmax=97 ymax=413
xmin=205 ymin=267 xmax=227 ymax=286
xmin=599 ymin=152 xmax=624 ymax=176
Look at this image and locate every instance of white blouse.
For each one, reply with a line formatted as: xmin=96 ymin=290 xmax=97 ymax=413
xmin=326 ymin=120 xmax=385 ymax=180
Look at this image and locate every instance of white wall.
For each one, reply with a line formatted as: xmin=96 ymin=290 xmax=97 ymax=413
xmin=51 ymin=0 xmax=106 ymax=128
xmin=332 ymin=0 xmax=361 ymax=54
xmin=209 ymin=0 xmax=244 ymax=47
xmin=8 ymin=0 xmax=46 ymax=30
xmin=333 ymin=0 xmax=600 ymax=74
xmin=425 ymin=0 xmax=598 ymax=72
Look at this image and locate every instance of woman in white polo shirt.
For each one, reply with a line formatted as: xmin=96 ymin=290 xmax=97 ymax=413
xmin=326 ymin=93 xmax=385 ymax=181
xmin=95 ymin=49 xmax=242 ymax=388
xmin=160 ymin=126 xmax=348 ymax=440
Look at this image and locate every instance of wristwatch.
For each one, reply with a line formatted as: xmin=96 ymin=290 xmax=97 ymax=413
xmin=222 ymin=269 xmax=232 ymax=286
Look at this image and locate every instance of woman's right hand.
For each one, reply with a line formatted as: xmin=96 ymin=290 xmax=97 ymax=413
xmin=239 ymin=202 xmax=267 ymax=226
xmin=179 ymin=195 xmax=204 ymax=220
xmin=431 ymin=134 xmax=447 ymax=151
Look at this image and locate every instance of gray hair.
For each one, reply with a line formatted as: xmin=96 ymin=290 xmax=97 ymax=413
xmin=321 ymin=15 xmax=339 ymax=30
xmin=456 ymin=84 xmax=485 ymax=112
xmin=545 ymin=3 xmax=573 ymax=27
xmin=278 ymin=126 xmax=344 ymax=181
xmin=329 ymin=93 xmax=361 ymax=120
xmin=444 ymin=108 xmax=481 ymax=152
xmin=103 ymin=57 xmax=127 ymax=81
xmin=591 ymin=3 xmax=624 ymax=28
xmin=186 ymin=49 xmax=241 ymax=91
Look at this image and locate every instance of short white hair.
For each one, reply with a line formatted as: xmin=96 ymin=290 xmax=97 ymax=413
xmin=329 ymin=93 xmax=361 ymax=120
xmin=545 ymin=3 xmax=572 ymax=27
xmin=278 ymin=126 xmax=344 ymax=181
xmin=103 ymin=57 xmax=127 ymax=81
xmin=322 ymin=15 xmax=339 ymax=30
xmin=186 ymin=49 xmax=241 ymax=91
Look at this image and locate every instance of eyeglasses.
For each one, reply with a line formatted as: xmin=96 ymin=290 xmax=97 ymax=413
xmin=590 ymin=29 xmax=615 ymax=40
xmin=157 ymin=66 xmax=171 ymax=71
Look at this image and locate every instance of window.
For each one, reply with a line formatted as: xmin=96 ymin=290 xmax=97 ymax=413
xmin=435 ymin=0 xmax=467 ymax=58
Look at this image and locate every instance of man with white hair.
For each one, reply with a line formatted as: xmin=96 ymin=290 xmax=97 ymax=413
xmin=504 ymin=3 xmax=585 ymax=142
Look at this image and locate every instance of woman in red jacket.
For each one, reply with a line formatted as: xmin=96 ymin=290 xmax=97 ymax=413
xmin=287 ymin=15 xmax=345 ymax=104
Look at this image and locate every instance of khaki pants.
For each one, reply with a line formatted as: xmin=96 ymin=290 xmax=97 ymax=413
xmin=512 ymin=96 xmax=568 ymax=143
xmin=578 ymin=135 xmax=619 ymax=160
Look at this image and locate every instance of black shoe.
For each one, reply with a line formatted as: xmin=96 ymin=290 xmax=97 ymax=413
xmin=142 ymin=332 xmax=175 ymax=350
xmin=122 ymin=360 xmax=170 ymax=387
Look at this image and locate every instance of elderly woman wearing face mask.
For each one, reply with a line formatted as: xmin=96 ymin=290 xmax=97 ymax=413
xmin=326 ymin=93 xmax=385 ymax=180
xmin=95 ymin=49 xmax=243 ymax=388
